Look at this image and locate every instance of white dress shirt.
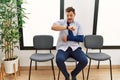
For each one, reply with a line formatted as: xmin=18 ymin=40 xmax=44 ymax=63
xmin=54 ymin=19 xmax=83 ymax=51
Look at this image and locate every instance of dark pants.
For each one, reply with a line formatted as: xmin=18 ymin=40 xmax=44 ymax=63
xmin=56 ymin=47 xmax=88 ymax=78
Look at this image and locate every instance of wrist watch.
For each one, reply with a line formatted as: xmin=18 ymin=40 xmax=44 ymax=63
xmin=66 ymin=26 xmax=68 ymax=29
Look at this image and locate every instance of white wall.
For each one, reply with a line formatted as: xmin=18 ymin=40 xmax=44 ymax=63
xmin=15 ymin=0 xmax=120 ymax=66
xmin=65 ymin=0 xmax=95 ymax=35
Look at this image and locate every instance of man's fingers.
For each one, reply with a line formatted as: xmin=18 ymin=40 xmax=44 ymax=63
xmin=69 ymin=26 xmax=75 ymax=31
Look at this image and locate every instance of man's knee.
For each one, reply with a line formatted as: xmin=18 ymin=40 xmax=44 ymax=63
xmin=78 ymin=57 xmax=88 ymax=66
xmin=56 ymin=57 xmax=65 ymax=64
xmin=83 ymin=57 xmax=88 ymax=66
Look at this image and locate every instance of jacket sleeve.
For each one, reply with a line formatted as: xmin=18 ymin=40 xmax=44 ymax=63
xmin=67 ymin=35 xmax=84 ymax=42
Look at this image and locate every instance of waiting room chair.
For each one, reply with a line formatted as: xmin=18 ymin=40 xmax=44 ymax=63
xmin=28 ymin=35 xmax=55 ymax=80
xmin=57 ymin=57 xmax=84 ymax=80
xmin=84 ymin=35 xmax=112 ymax=80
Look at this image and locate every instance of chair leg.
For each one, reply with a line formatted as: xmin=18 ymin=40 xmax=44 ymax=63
xmin=82 ymin=69 xmax=84 ymax=80
xmin=109 ymin=59 xmax=112 ymax=80
xmin=97 ymin=61 xmax=100 ymax=69
xmin=86 ymin=59 xmax=91 ymax=80
xmin=28 ymin=60 xmax=32 ymax=80
xmin=58 ymin=69 xmax=60 ymax=80
xmin=51 ymin=60 xmax=56 ymax=80
xmin=35 ymin=61 xmax=37 ymax=70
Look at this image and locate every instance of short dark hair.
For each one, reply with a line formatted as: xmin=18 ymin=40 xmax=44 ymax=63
xmin=66 ymin=7 xmax=75 ymax=14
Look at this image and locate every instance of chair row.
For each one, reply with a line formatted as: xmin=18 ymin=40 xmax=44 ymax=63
xmin=28 ymin=35 xmax=112 ymax=80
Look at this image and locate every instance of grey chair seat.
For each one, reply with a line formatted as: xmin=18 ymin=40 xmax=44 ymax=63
xmin=30 ymin=53 xmax=54 ymax=62
xmin=66 ymin=57 xmax=77 ymax=62
xmin=86 ymin=53 xmax=111 ymax=61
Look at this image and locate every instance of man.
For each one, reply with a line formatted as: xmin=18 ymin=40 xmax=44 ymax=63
xmin=51 ymin=7 xmax=88 ymax=80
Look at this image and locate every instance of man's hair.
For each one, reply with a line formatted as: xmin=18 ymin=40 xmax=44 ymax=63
xmin=66 ymin=7 xmax=75 ymax=14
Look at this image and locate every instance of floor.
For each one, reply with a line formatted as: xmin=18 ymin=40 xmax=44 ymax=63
xmin=4 ymin=66 xmax=120 ymax=80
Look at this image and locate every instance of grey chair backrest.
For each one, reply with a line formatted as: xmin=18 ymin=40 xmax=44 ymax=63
xmin=33 ymin=35 xmax=53 ymax=49
xmin=84 ymin=35 xmax=103 ymax=49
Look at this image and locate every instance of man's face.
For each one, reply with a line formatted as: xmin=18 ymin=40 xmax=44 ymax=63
xmin=66 ymin=11 xmax=75 ymax=23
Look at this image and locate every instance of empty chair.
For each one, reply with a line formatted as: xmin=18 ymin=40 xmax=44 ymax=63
xmin=57 ymin=57 xmax=85 ymax=80
xmin=28 ymin=35 xmax=55 ymax=80
xmin=84 ymin=35 xmax=112 ymax=80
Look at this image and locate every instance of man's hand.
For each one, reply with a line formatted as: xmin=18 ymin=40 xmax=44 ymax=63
xmin=62 ymin=36 xmax=67 ymax=42
xmin=68 ymin=26 xmax=75 ymax=31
